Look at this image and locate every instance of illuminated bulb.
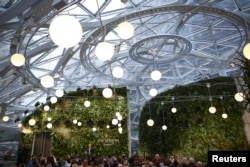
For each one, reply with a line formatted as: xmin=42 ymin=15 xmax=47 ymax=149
xmin=102 ymin=87 xmax=113 ymax=98
xmin=118 ymin=127 xmax=123 ymax=134
xmin=243 ymin=43 xmax=250 ymax=59
xmin=40 ymin=75 xmax=54 ymax=88
xmin=47 ymin=117 xmax=52 ymax=121
xmin=95 ymin=42 xmax=114 ymax=61
xmin=222 ymin=113 xmax=228 ymax=119
xmin=77 ymin=122 xmax=82 ymax=126
xmin=50 ymin=96 xmax=57 ymax=104
xmin=93 ymin=127 xmax=97 ymax=132
xmin=10 ymin=53 xmax=25 ymax=67
xmin=117 ymin=21 xmax=134 ymax=39
xmin=234 ymin=92 xmax=244 ymax=102
xmin=147 ymin=119 xmax=154 ymax=126
xmin=112 ymin=67 xmax=124 ymax=78
xmin=117 ymin=115 xmax=122 ymax=121
xmin=55 ymin=89 xmax=64 ymax=97
xmin=106 ymin=125 xmax=110 ymax=128
xmin=151 ymin=70 xmax=161 ymax=81
xmin=115 ymin=112 xmax=121 ymax=117
xmin=49 ymin=15 xmax=82 ymax=48
xmin=112 ymin=118 xmax=118 ymax=125
xmin=118 ymin=123 xmax=121 ymax=127
xmin=2 ymin=116 xmax=9 ymax=122
xmin=18 ymin=123 xmax=22 ymax=128
xmin=44 ymin=105 xmax=50 ymax=111
xmin=149 ymin=88 xmax=158 ymax=97
xmin=84 ymin=100 xmax=91 ymax=107
xmin=209 ymin=106 xmax=216 ymax=114
xmin=47 ymin=123 xmax=52 ymax=129
xmin=29 ymin=118 xmax=36 ymax=126
xmin=162 ymin=125 xmax=167 ymax=130
xmin=171 ymin=107 xmax=177 ymax=113
xmin=73 ymin=119 xmax=77 ymax=124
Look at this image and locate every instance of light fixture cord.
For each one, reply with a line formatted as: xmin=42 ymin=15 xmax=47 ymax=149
xmin=161 ymin=102 xmax=165 ymax=123
xmin=149 ymin=102 xmax=152 ymax=119
xmin=96 ymin=0 xmax=105 ymax=41
xmin=207 ymin=83 xmax=213 ymax=106
xmin=220 ymin=96 xmax=225 ymax=113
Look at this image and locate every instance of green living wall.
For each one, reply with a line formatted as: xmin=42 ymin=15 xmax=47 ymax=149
xmin=21 ymin=88 xmax=128 ymax=158
xmin=139 ymin=77 xmax=250 ymax=161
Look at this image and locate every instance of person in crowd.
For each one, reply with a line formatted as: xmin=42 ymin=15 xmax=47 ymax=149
xmin=152 ymin=154 xmax=163 ymax=167
xmin=168 ymin=155 xmax=178 ymax=167
xmin=87 ymin=144 xmax=94 ymax=165
xmin=195 ymin=161 xmax=202 ymax=167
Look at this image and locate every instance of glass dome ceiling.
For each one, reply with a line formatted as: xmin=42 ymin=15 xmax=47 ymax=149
xmin=0 ymin=0 xmax=250 ymax=153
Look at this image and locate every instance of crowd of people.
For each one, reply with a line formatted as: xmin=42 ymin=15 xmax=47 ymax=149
xmin=16 ymin=144 xmax=207 ymax=167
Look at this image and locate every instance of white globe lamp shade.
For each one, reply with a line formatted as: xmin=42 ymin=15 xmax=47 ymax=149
xmin=115 ymin=112 xmax=121 ymax=117
xmin=147 ymin=119 xmax=154 ymax=126
xmin=49 ymin=15 xmax=82 ymax=48
xmin=112 ymin=118 xmax=118 ymax=125
xmin=93 ymin=127 xmax=97 ymax=132
xmin=2 ymin=116 xmax=9 ymax=122
xmin=112 ymin=67 xmax=124 ymax=78
xmin=118 ymin=127 xmax=123 ymax=134
xmin=18 ymin=123 xmax=22 ymax=128
xmin=47 ymin=123 xmax=52 ymax=129
xmin=47 ymin=117 xmax=52 ymax=121
xmin=77 ymin=122 xmax=82 ymax=126
xmin=162 ymin=125 xmax=167 ymax=130
xmin=84 ymin=100 xmax=91 ymax=107
xmin=243 ymin=43 xmax=250 ymax=59
xmin=222 ymin=113 xmax=228 ymax=119
xmin=40 ymin=75 xmax=54 ymax=88
xmin=106 ymin=125 xmax=110 ymax=129
xmin=55 ymin=89 xmax=64 ymax=97
xmin=102 ymin=87 xmax=113 ymax=98
xmin=29 ymin=118 xmax=36 ymax=126
xmin=95 ymin=42 xmax=114 ymax=61
xmin=118 ymin=123 xmax=121 ymax=127
xmin=50 ymin=96 xmax=57 ymax=104
xmin=117 ymin=115 xmax=123 ymax=121
xmin=73 ymin=119 xmax=78 ymax=124
xmin=151 ymin=70 xmax=161 ymax=81
xmin=149 ymin=88 xmax=158 ymax=97
xmin=209 ymin=106 xmax=216 ymax=114
xmin=117 ymin=21 xmax=134 ymax=40
xmin=44 ymin=105 xmax=50 ymax=111
xmin=10 ymin=53 xmax=25 ymax=67
xmin=234 ymin=92 xmax=244 ymax=102
xmin=171 ymin=107 xmax=177 ymax=113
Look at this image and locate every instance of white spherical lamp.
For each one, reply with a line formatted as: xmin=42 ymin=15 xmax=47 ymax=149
xmin=102 ymin=87 xmax=113 ymax=98
xmin=149 ymin=88 xmax=158 ymax=97
xmin=117 ymin=21 xmax=134 ymax=39
xmin=243 ymin=43 xmax=250 ymax=59
xmin=95 ymin=42 xmax=114 ymax=61
xmin=77 ymin=122 xmax=82 ymax=126
xmin=40 ymin=75 xmax=54 ymax=88
xmin=151 ymin=70 xmax=161 ymax=81
xmin=112 ymin=118 xmax=118 ymax=125
xmin=29 ymin=118 xmax=36 ymax=126
xmin=10 ymin=53 xmax=25 ymax=67
xmin=171 ymin=107 xmax=177 ymax=113
xmin=147 ymin=119 xmax=154 ymax=126
xmin=44 ymin=105 xmax=50 ymax=111
xmin=106 ymin=125 xmax=110 ymax=128
xmin=209 ymin=106 xmax=216 ymax=114
xmin=222 ymin=113 xmax=228 ymax=119
xmin=162 ymin=125 xmax=167 ymax=130
xmin=117 ymin=115 xmax=123 ymax=121
xmin=112 ymin=67 xmax=124 ymax=78
xmin=18 ymin=123 xmax=22 ymax=128
xmin=50 ymin=96 xmax=57 ymax=104
xmin=234 ymin=92 xmax=244 ymax=102
xmin=118 ymin=127 xmax=123 ymax=134
xmin=47 ymin=123 xmax=52 ymax=129
xmin=84 ymin=100 xmax=91 ymax=107
xmin=73 ymin=119 xmax=78 ymax=124
xmin=47 ymin=117 xmax=52 ymax=121
xmin=2 ymin=116 xmax=9 ymax=122
xmin=49 ymin=15 xmax=82 ymax=48
xmin=93 ymin=127 xmax=97 ymax=132
xmin=55 ymin=89 xmax=64 ymax=97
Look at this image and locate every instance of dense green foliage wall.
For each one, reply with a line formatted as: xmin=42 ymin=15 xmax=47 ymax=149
xmin=21 ymin=88 xmax=128 ymax=158
xmin=139 ymin=77 xmax=250 ymax=161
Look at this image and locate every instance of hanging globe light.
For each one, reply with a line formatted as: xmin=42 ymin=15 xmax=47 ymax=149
xmin=55 ymin=89 xmax=64 ymax=97
xmin=222 ymin=113 xmax=228 ymax=119
xmin=115 ymin=112 xmax=121 ymax=117
xmin=93 ymin=127 xmax=97 ymax=132
xmin=117 ymin=115 xmax=123 ymax=121
xmin=18 ymin=123 xmax=22 ymax=128
xmin=209 ymin=106 xmax=216 ymax=114
xmin=77 ymin=122 xmax=82 ymax=126
xmin=73 ymin=119 xmax=78 ymax=124
xmin=10 ymin=53 xmax=25 ymax=67
xmin=40 ymin=75 xmax=54 ymax=88
xmin=95 ymin=42 xmax=114 ymax=61
xmin=50 ymin=96 xmax=57 ymax=104
xmin=147 ymin=119 xmax=154 ymax=126
xmin=118 ymin=127 xmax=123 ymax=134
xmin=44 ymin=105 xmax=50 ymax=111
xmin=29 ymin=118 xmax=36 ymax=126
xmin=112 ymin=118 xmax=118 ymax=125
xmin=2 ymin=115 xmax=9 ymax=122
xmin=243 ymin=43 xmax=250 ymax=59
xmin=162 ymin=125 xmax=167 ymax=130
xmin=112 ymin=67 xmax=124 ymax=78
xmin=47 ymin=123 xmax=52 ymax=129
xmin=149 ymin=88 xmax=158 ymax=97
xmin=118 ymin=123 xmax=121 ymax=127
xmin=84 ymin=100 xmax=91 ymax=107
xmin=117 ymin=21 xmax=134 ymax=40
xmin=151 ymin=70 xmax=161 ymax=81
xmin=49 ymin=15 xmax=82 ymax=48
xmin=106 ymin=125 xmax=110 ymax=128
xmin=171 ymin=107 xmax=177 ymax=113
xmin=234 ymin=92 xmax=244 ymax=102
xmin=47 ymin=117 xmax=52 ymax=121
xmin=102 ymin=87 xmax=113 ymax=98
